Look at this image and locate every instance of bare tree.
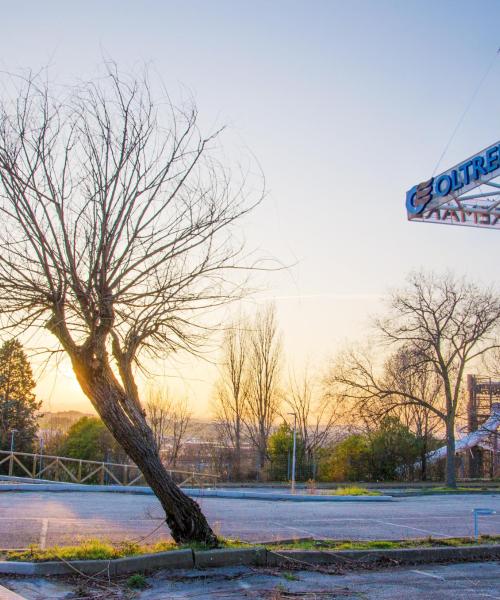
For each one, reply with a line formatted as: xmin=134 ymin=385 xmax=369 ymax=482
xmin=146 ymin=390 xmax=192 ymax=467
xmin=167 ymin=397 xmax=191 ymax=468
xmin=245 ymin=305 xmax=282 ymax=473
xmin=285 ymin=368 xmax=336 ymax=464
xmin=381 ymin=346 xmax=443 ymax=480
xmin=0 ymin=66 xmax=261 ymax=544
xmin=328 ymin=272 xmax=500 ymax=488
xmin=212 ymin=322 xmax=248 ymax=479
xmin=145 ymin=389 xmax=173 ymax=453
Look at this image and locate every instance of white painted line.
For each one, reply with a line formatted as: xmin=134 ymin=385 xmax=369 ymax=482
xmin=0 ymin=584 xmax=27 ymax=599
xmin=412 ymin=569 xmax=446 ymax=581
xmin=375 ymin=519 xmax=451 ymax=538
xmin=39 ymin=519 xmax=48 ymax=550
xmin=238 ymin=581 xmax=251 ymax=590
xmin=270 ymin=522 xmax=319 ymax=538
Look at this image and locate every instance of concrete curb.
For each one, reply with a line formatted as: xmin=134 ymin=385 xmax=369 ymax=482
xmin=192 ymin=490 xmax=394 ymax=502
xmin=194 ymin=547 xmax=267 ymax=568
xmin=0 ymin=545 xmax=498 ymax=576
xmin=0 ymin=549 xmax=194 ymax=576
xmin=266 ymin=544 xmax=500 ymax=567
xmin=0 ymin=482 xmax=394 ymax=501
xmin=391 ymin=490 xmax=500 ymax=498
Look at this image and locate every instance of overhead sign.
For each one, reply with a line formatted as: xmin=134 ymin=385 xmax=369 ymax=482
xmin=406 ymin=141 xmax=500 ymax=229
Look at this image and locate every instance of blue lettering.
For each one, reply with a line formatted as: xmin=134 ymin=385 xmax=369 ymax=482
xmin=472 ymin=156 xmax=487 ymax=180
xmin=435 ymin=175 xmax=452 ymax=196
xmin=485 ymin=146 xmax=499 ymax=173
xmin=450 ymin=169 xmax=463 ymax=192
xmin=406 ymin=186 xmax=420 ymax=214
xmin=458 ymin=160 xmax=473 ymax=185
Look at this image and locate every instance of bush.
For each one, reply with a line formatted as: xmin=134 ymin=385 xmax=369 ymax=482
xmin=318 ymin=417 xmax=422 ymax=482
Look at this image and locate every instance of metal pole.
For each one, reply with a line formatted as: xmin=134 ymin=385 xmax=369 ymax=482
xmin=39 ymin=437 xmax=44 ymax=479
xmin=10 ymin=429 xmax=17 ymax=453
xmin=290 ymin=412 xmax=297 ymax=494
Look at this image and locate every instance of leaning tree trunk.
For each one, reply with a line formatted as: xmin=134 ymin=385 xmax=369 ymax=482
xmin=71 ymin=355 xmax=219 ymax=546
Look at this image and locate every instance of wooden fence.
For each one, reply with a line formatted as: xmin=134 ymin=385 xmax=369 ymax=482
xmin=0 ymin=450 xmax=219 ymax=487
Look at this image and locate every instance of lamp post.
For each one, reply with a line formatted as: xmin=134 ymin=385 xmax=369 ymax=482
xmin=10 ymin=429 xmax=18 ymax=453
xmin=288 ymin=412 xmax=297 ymax=494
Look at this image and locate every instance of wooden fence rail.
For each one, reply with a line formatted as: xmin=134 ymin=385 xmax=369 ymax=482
xmin=0 ymin=450 xmax=218 ymax=488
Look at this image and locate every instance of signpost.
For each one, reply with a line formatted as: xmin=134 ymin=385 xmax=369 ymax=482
xmin=472 ymin=508 xmax=497 ymax=542
xmin=288 ymin=411 xmax=297 ymax=494
xmin=406 ymin=141 xmax=500 ymax=229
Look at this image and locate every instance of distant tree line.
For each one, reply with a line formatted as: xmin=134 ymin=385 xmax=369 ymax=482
xmin=212 ymin=272 xmax=500 ymax=487
xmin=3 ymin=270 xmax=500 ymax=489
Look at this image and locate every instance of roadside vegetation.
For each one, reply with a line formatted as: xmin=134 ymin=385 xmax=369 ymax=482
xmin=269 ymin=535 xmax=500 ymax=551
xmin=326 ymin=486 xmax=380 ymax=496
xmin=5 ymin=535 xmax=499 ymax=562
xmin=4 ymin=538 xmax=249 ymax=562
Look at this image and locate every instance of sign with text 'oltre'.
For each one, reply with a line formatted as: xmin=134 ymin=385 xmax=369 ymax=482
xmin=406 ymin=141 xmax=500 ymax=229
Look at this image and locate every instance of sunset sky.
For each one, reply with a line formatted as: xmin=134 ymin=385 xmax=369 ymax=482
xmin=2 ymin=1 xmax=500 ymax=415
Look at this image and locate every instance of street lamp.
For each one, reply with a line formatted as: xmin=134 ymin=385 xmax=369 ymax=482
xmin=288 ymin=412 xmax=297 ymax=494
xmin=9 ymin=429 xmax=18 ymax=453
xmin=39 ymin=435 xmax=44 ymax=479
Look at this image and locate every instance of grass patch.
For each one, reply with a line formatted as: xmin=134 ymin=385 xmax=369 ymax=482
xmin=271 ymin=534 xmax=500 ymax=551
xmin=4 ymin=534 xmax=498 ymax=563
xmin=5 ymin=537 xmax=249 ymax=562
xmin=127 ymin=574 xmax=147 ymax=590
xmin=327 ymin=486 xmax=380 ymax=496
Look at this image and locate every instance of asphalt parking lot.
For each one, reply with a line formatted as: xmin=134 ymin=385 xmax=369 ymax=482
xmin=2 ymin=561 xmax=500 ymax=599
xmin=0 ymin=490 xmax=498 ymax=548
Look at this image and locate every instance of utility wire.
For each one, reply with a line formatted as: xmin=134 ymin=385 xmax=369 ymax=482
xmin=433 ymin=47 xmax=500 ymax=176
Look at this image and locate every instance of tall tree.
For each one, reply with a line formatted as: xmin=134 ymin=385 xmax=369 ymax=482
xmin=145 ymin=390 xmax=173 ymax=455
xmin=145 ymin=390 xmax=192 ymax=468
xmin=245 ymin=305 xmax=282 ymax=473
xmin=212 ymin=322 xmax=248 ymax=479
xmin=0 ymin=66 xmax=261 ymax=544
xmin=328 ymin=272 xmax=500 ymax=488
xmin=285 ymin=368 xmax=336 ymax=464
xmin=167 ymin=397 xmax=191 ymax=469
xmin=0 ymin=339 xmax=41 ymax=452
xmin=383 ymin=347 xmax=442 ymax=480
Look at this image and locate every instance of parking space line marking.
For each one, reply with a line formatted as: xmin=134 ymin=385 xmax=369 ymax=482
xmin=238 ymin=581 xmax=251 ymax=589
xmin=375 ymin=519 xmax=450 ymax=538
xmin=39 ymin=519 xmax=48 ymax=550
xmin=412 ymin=569 xmax=445 ymax=580
xmin=270 ymin=522 xmax=319 ymax=538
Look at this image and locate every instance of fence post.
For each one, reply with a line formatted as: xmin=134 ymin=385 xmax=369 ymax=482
xmin=32 ymin=454 xmax=37 ymax=478
xmin=99 ymin=464 xmax=105 ymax=485
xmin=123 ymin=465 xmax=128 ymax=486
xmin=54 ymin=458 xmax=59 ymax=481
xmin=8 ymin=452 xmax=13 ymax=476
xmin=78 ymin=460 xmax=82 ymax=482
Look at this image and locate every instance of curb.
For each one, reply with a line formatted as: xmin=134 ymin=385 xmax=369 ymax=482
xmin=0 ymin=482 xmax=394 ymax=502
xmin=0 ymin=545 xmax=498 ymax=576
xmin=194 ymin=547 xmax=267 ymax=568
xmin=391 ymin=491 xmax=500 ymax=498
xmin=266 ymin=544 xmax=500 ymax=567
xmin=0 ymin=549 xmax=194 ymax=576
